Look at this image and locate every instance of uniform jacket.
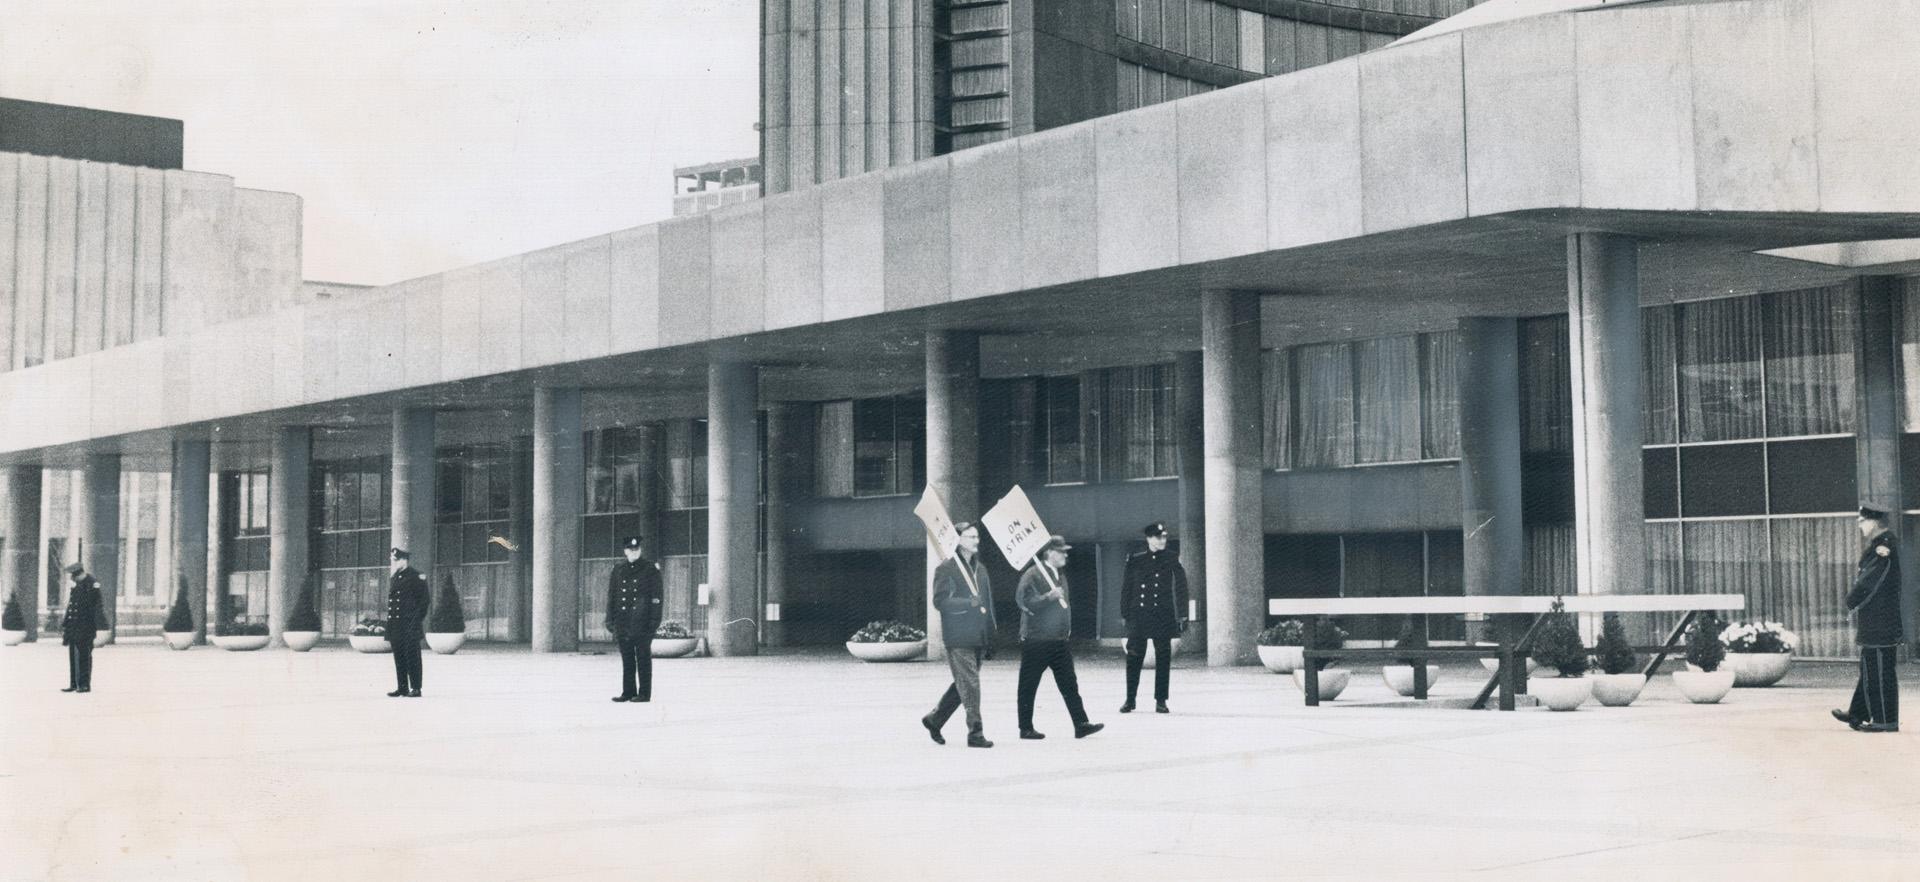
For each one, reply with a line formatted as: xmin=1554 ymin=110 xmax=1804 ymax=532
xmin=606 ymin=556 xmax=664 ymax=639
xmin=933 ymin=552 xmax=996 ymax=649
xmin=1121 ymin=549 xmax=1189 ymax=640
xmin=61 ymin=576 xmax=102 ymax=647
xmin=1016 ymin=563 xmax=1072 ymax=642
xmin=386 ymin=567 xmax=430 ymax=644
xmin=1849 ymin=530 xmax=1904 ymax=646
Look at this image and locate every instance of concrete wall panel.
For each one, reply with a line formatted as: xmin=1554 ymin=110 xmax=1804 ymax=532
xmin=0 ymin=153 xmax=15 ymax=372
xmin=561 ymin=236 xmax=613 ymax=359
xmin=332 ymin=300 xmax=373 ymax=399
xmin=947 ymin=140 xmax=1023 ymax=301
xmin=881 ymin=157 xmax=950 ymax=311
xmin=1095 ymin=102 xmax=1180 ymax=276
xmin=45 ymin=159 xmax=77 ymax=361
xmin=438 ymin=266 xmax=485 ymax=380
xmin=1178 ymin=85 xmax=1269 ymax=263
xmin=1018 ymin=123 xmax=1098 ymax=290
xmin=609 ymin=225 xmax=662 ymax=353
xmin=657 ymin=216 xmax=714 ymax=346
xmin=1688 ymin=0 xmax=1818 ymax=211
xmin=1359 ymin=35 xmax=1468 ymax=234
xmin=300 ymin=306 xmax=335 ymax=403
xmin=74 ymin=161 xmax=107 ymax=355
xmin=476 ymin=257 xmax=524 ymax=375
xmin=1463 ymin=15 xmax=1580 ymax=216
xmin=762 ymin=188 xmax=825 ymax=330
xmin=1576 ymin=7 xmax=1697 ymax=210
xmin=1812 ymin=0 xmax=1920 ymax=211
xmin=102 ymin=164 xmax=137 ymax=347
xmin=820 ymin=172 xmax=885 ymax=321
xmin=161 ymin=170 xmax=237 ymax=337
xmin=365 ymin=294 xmax=406 ymax=392
xmin=1267 ymin=59 xmax=1364 ymax=249
xmin=519 ymin=245 xmax=568 ymax=368
xmin=131 ymin=167 xmax=163 ymax=341
xmin=12 ymin=157 xmax=46 ymax=369
xmin=231 ymin=190 xmax=302 ymax=319
xmin=270 ymin=308 xmax=306 ymax=406
xmin=398 ymin=275 xmax=443 ymax=388
xmin=709 ymin=202 xmax=769 ymax=337
xmin=232 ymin=314 xmax=279 ymax=415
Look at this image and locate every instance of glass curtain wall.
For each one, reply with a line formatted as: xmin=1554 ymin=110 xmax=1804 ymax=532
xmin=1263 ymin=330 xmax=1461 ymax=471
xmin=314 ymin=457 xmax=389 ymax=636
xmin=436 ymin=444 xmax=516 ymax=640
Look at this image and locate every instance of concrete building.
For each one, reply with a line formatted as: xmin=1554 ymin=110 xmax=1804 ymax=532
xmin=5 ymin=0 xmax=1920 ymax=664
xmin=673 ymin=157 xmax=764 ymax=217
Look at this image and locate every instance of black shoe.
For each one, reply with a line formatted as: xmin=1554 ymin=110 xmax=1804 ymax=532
xmin=612 ymin=695 xmax=632 ymax=702
xmin=1019 ymin=728 xmax=1046 ymax=740
xmin=1119 ymin=701 xmax=1135 ymax=714
xmin=967 ymin=733 xmax=994 ymax=748
xmin=387 ymin=689 xmax=407 ymax=697
xmin=60 ymin=687 xmax=77 ymax=693
xmin=1156 ymin=701 xmax=1169 ymax=714
xmin=1075 ymin=722 xmax=1105 ymax=739
xmin=407 ymin=689 xmax=422 ymax=698
xmin=921 ymin=714 xmax=945 ymax=745
xmin=76 ymin=687 xmax=89 ymax=693
xmin=1860 ymin=722 xmax=1901 ymax=733
xmin=1833 ymin=709 xmax=1862 ymax=730
xmin=633 ymin=696 xmax=649 ymax=703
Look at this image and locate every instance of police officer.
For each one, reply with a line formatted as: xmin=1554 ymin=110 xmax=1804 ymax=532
xmin=60 ymin=562 xmax=102 ymax=694
xmin=386 ymin=547 xmax=430 ymax=698
xmin=606 ymin=535 xmax=664 ymax=703
xmin=1835 ymin=506 xmax=1902 ymax=732
xmin=1121 ymin=522 xmax=1188 ymax=714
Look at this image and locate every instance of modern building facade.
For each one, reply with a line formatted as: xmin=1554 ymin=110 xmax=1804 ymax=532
xmin=674 ymin=157 xmax=764 ymax=217
xmin=4 ymin=0 xmax=1920 ymax=664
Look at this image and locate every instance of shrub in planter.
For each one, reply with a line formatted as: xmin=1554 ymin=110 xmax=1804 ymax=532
xmin=847 ymin=620 xmax=927 ymax=662
xmin=655 ymin=621 xmax=694 ymax=639
xmin=349 ymin=617 xmax=392 ymax=653
xmin=1527 ymin=603 xmax=1592 ymax=711
xmin=1589 ymin=612 xmax=1645 ymax=707
xmin=1256 ymin=619 xmax=1309 ymax=673
xmin=651 ymin=620 xmax=699 ymax=657
xmin=286 ymin=579 xmax=322 ymax=633
xmin=1305 ymin=619 xmax=1348 ymax=673
xmin=1675 ymin=611 xmax=1735 ymax=703
xmin=351 ymin=618 xmax=388 ymax=638
xmin=1717 ymin=620 xmax=1797 ymax=687
xmin=1381 ymin=618 xmax=1440 ymax=697
xmin=1258 ymin=620 xmax=1307 ymax=647
xmin=2 ymin=591 xmax=25 ymax=645
xmin=428 ymin=573 xmax=466 ymax=633
xmin=214 ymin=620 xmax=269 ymax=637
xmin=161 ymin=578 xmax=197 ymax=649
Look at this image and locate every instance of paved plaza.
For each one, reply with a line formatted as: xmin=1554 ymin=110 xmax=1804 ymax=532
xmin=4 ymin=642 xmax=1920 ymax=881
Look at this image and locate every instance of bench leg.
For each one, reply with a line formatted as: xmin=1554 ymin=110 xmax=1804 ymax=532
xmin=1642 ymin=610 xmax=1697 ymax=679
xmin=1414 ymin=660 xmax=1429 ymax=700
xmin=1499 ymin=648 xmax=1516 ymax=711
xmin=1511 ymin=612 xmax=1550 ymax=697
xmin=1303 ymin=654 xmax=1320 ymax=707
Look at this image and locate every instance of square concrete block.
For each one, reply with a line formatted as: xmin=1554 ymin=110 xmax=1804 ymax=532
xmin=658 ymin=215 xmax=714 ymax=346
xmin=1359 ymin=35 xmax=1468 ymax=234
xmin=946 ymin=140 xmax=1022 ymax=301
xmin=1018 ymin=122 xmax=1098 ymax=290
xmin=1688 ymin=0 xmax=1818 ymax=212
xmin=609 ymin=225 xmax=662 ymax=353
xmin=1267 ymin=59 xmax=1364 ymax=250
xmin=1463 ymin=15 xmax=1579 ymax=216
xmin=762 ymin=188 xmax=825 ymax=331
xmin=1095 ymin=103 xmax=1179 ymax=277
xmin=519 ymin=245 xmax=568 ymax=368
xmin=709 ymin=202 xmax=768 ymax=338
xmin=1812 ymin=0 xmax=1920 ymax=211
xmin=882 ymin=157 xmax=951 ymax=311
xmin=364 ymin=295 xmax=406 ymax=392
xmin=438 ymin=265 xmax=485 ymax=380
xmin=476 ymin=257 xmax=525 ymax=375
xmin=821 ymin=172 xmax=885 ymax=322
xmin=398 ymin=275 xmax=444 ymax=388
xmin=1179 ymin=87 xmax=1271 ymax=266
xmin=1576 ymin=6 xmax=1697 ymax=210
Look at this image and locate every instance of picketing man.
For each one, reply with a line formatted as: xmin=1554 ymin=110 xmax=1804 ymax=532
xmin=1121 ymin=521 xmax=1189 ymax=714
xmin=606 ymin=535 xmax=664 ymax=703
xmin=1835 ymin=505 xmax=1902 ymax=733
xmin=60 ymin=562 xmax=103 ymax=694
xmin=922 ymin=522 xmax=997 ymax=748
xmin=1014 ymin=535 xmax=1103 ymax=741
xmin=386 ymin=547 xmax=430 ymax=698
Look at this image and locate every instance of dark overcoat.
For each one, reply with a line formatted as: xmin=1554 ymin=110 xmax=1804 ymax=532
xmin=606 ymin=557 xmax=664 ymax=639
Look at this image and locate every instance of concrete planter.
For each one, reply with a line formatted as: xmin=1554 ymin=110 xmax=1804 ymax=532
xmin=2 ymin=628 xmax=26 ymax=646
xmin=1721 ymin=652 xmax=1793 ymax=687
xmin=162 ymin=630 xmax=196 ymax=651
xmin=1589 ymin=673 xmax=1646 ymax=707
xmin=1291 ymin=668 xmax=1350 ymax=701
xmin=1481 ymin=656 xmax=1540 ymax=675
xmin=211 ymin=634 xmax=270 ymax=652
xmin=1672 ymin=669 xmax=1736 ymax=704
xmin=348 ymin=634 xmax=392 ymax=654
xmin=1257 ymin=645 xmax=1304 ymax=673
xmin=1138 ymin=638 xmax=1183 ymax=665
xmin=93 ymin=631 xmax=110 ymax=648
xmin=1382 ymin=664 xmax=1441 ymax=697
xmin=1529 ymin=676 xmax=1593 ymax=711
xmin=846 ymin=640 xmax=926 ymax=662
xmin=283 ymin=631 xmax=320 ymax=652
xmin=651 ymin=637 xmax=699 ymax=658
xmin=427 ymin=632 xmax=466 ymax=655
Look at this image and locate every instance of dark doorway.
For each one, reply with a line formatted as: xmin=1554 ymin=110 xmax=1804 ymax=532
xmin=788 ymin=551 xmax=919 ymax=645
xmin=1063 ymin=547 xmax=1098 ymax=639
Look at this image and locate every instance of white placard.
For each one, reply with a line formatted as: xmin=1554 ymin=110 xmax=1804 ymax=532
xmin=913 ymin=485 xmax=961 ymax=560
xmin=765 ymin=602 xmax=781 ymax=622
xmin=696 ymin=583 xmax=710 ymax=606
xmin=980 ymin=485 xmax=1051 ymax=571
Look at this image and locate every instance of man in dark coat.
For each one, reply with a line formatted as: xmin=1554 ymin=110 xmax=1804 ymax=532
xmin=1015 ymin=536 xmax=1102 ymax=741
xmin=60 ymin=562 xmax=102 ymax=693
xmin=921 ymin=522 xmax=997 ymax=748
xmin=1121 ymin=522 xmax=1189 ymax=714
xmin=1835 ymin=506 xmax=1903 ymax=732
xmin=606 ymin=535 xmax=664 ymax=702
xmin=386 ymin=547 xmax=430 ymax=698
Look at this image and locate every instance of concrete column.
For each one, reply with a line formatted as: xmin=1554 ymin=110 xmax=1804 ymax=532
xmin=925 ymin=330 xmax=981 ymax=661
xmin=1857 ymin=277 xmax=1913 ymax=649
xmin=763 ymin=402 xmax=807 ymax=648
xmin=1458 ymin=318 xmax=1525 ymax=644
xmin=390 ymin=408 xmax=436 ymax=577
xmin=169 ymin=440 xmax=211 ymax=643
xmin=1175 ymin=350 xmax=1208 ymax=650
xmin=1567 ymin=233 xmax=1645 ymax=595
xmin=79 ymin=454 xmax=122 ymax=644
xmin=3 ymin=467 xmax=43 ymax=641
xmin=507 ymin=434 xmax=534 ymax=642
xmin=268 ymin=428 xmax=311 ymax=646
xmin=533 ymin=387 xmax=583 ymax=653
xmin=708 ymin=362 xmax=762 ymax=657
xmin=1201 ymin=291 xmax=1263 ymax=666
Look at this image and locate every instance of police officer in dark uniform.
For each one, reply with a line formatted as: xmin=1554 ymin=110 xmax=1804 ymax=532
xmin=1834 ymin=506 xmax=1903 ymax=732
xmin=386 ymin=547 xmax=430 ymax=698
xmin=606 ymin=535 xmax=664 ymax=702
xmin=1121 ymin=522 xmax=1189 ymax=714
xmin=60 ymin=562 xmax=102 ymax=693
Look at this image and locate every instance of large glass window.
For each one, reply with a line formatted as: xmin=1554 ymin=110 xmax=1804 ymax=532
xmin=1678 ymin=296 xmax=1765 ymax=442
xmin=1763 ymin=285 xmax=1857 ymax=437
xmin=1269 ymin=331 xmax=1458 ymax=470
xmin=1101 ymin=364 xmax=1177 ymax=480
xmin=1295 ymin=342 xmax=1355 ymax=468
xmin=1354 ymin=336 xmax=1421 ymax=464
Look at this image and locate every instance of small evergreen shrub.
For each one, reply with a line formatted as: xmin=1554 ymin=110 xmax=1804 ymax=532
xmin=654 ymin=621 xmax=693 ymax=639
xmin=286 ymin=577 xmax=322 ymax=632
xmin=2 ymin=592 xmax=23 ymax=631
xmin=1686 ymin=612 xmax=1727 ymax=673
xmin=1258 ymin=619 xmax=1307 ymax=647
xmin=162 ymin=577 xmax=195 ymax=633
xmin=1593 ymin=612 xmax=1638 ymax=676
xmin=1306 ymin=618 xmax=1348 ymax=672
xmin=351 ymin=618 xmax=387 ymax=638
xmin=215 ymin=620 xmax=268 ymax=637
xmin=1392 ymin=617 xmax=1428 ymax=667
xmin=1531 ymin=604 xmax=1589 ymax=677
xmin=849 ymin=620 xmax=925 ymax=643
xmin=427 ymin=572 xmax=466 ymax=633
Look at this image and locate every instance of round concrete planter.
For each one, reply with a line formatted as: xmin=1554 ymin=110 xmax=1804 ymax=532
xmin=1529 ymin=676 xmax=1593 ymax=711
xmin=1140 ymin=638 xmax=1182 ymax=665
xmin=1291 ymin=668 xmax=1350 ymax=701
xmin=847 ymin=640 xmax=925 ymax=662
xmin=93 ymin=631 xmax=110 ymax=648
xmin=162 ymin=630 xmax=196 ymax=651
xmin=1257 ymin=645 xmax=1304 ymax=673
xmin=1480 ymin=656 xmax=1540 ymax=675
xmin=1721 ymin=652 xmax=1792 ymax=687
xmin=1672 ymin=669 xmax=1735 ymax=704
xmin=427 ymin=632 xmax=466 ymax=655
xmin=283 ymin=631 xmax=320 ymax=652
xmin=211 ymin=634 xmax=270 ymax=652
xmin=2 ymin=628 xmax=26 ymax=646
xmin=1589 ymin=673 xmax=1646 ymax=707
xmin=651 ymin=637 xmax=699 ymax=658
xmin=1382 ymin=664 xmax=1442 ymax=697
xmin=348 ymin=634 xmax=392 ymax=654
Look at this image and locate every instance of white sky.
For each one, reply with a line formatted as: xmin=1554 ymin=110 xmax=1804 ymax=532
xmin=0 ymin=0 xmax=761 ymax=286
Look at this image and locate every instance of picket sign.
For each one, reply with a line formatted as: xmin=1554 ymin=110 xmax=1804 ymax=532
xmin=981 ymin=485 xmax=1051 ymax=571
xmin=913 ymin=486 xmax=962 ymax=561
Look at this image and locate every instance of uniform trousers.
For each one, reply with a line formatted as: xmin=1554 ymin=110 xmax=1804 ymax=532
xmin=68 ymin=641 xmax=94 ymax=689
xmin=617 ymin=635 xmax=653 ymax=700
xmin=1017 ymin=640 xmax=1088 ymax=730
xmin=1848 ymin=644 xmax=1900 ymax=726
xmin=391 ymin=639 xmax=424 ymax=692
xmin=1125 ymin=634 xmax=1172 ymax=701
xmin=928 ymin=647 xmax=986 ymax=733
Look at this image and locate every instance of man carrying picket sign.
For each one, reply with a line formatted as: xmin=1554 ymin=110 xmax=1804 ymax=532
xmin=1014 ymin=535 xmax=1103 ymax=741
xmin=921 ymin=522 xmax=998 ymax=748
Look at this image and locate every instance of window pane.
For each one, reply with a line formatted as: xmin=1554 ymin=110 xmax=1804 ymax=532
xmin=1902 ymin=279 xmax=1920 ymax=432
xmin=1261 ymin=349 xmax=1292 ymax=469
xmin=1524 ymin=523 xmax=1574 ymax=597
xmin=1295 ymin=342 xmax=1355 ymax=468
xmin=853 ymin=398 xmax=898 ymax=496
xmin=1643 ymin=305 xmax=1677 ymax=444
xmin=1519 ymin=316 xmax=1571 ymax=453
xmin=1764 ymin=286 xmax=1856 ymax=436
xmin=1683 ymin=518 xmax=1768 ymax=599
xmin=1102 ymin=365 xmax=1175 ymax=480
xmin=1355 ymin=336 xmax=1421 ymax=464
xmin=1045 ymin=376 xmax=1084 ymax=483
xmin=1679 ymin=442 xmax=1766 ymax=517
xmin=1767 ymin=437 xmax=1856 ymax=514
xmin=1765 ymin=517 xmax=1857 ymax=659
xmin=1643 ymin=447 xmax=1679 ymax=520
xmin=815 ymin=401 xmax=854 ymax=498
xmin=1678 ymin=296 xmax=1764 ymax=442
xmin=1421 ymin=332 xmax=1459 ymax=460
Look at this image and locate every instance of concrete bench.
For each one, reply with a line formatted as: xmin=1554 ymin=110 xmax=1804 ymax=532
xmin=1266 ymin=594 xmax=1747 ymax=710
